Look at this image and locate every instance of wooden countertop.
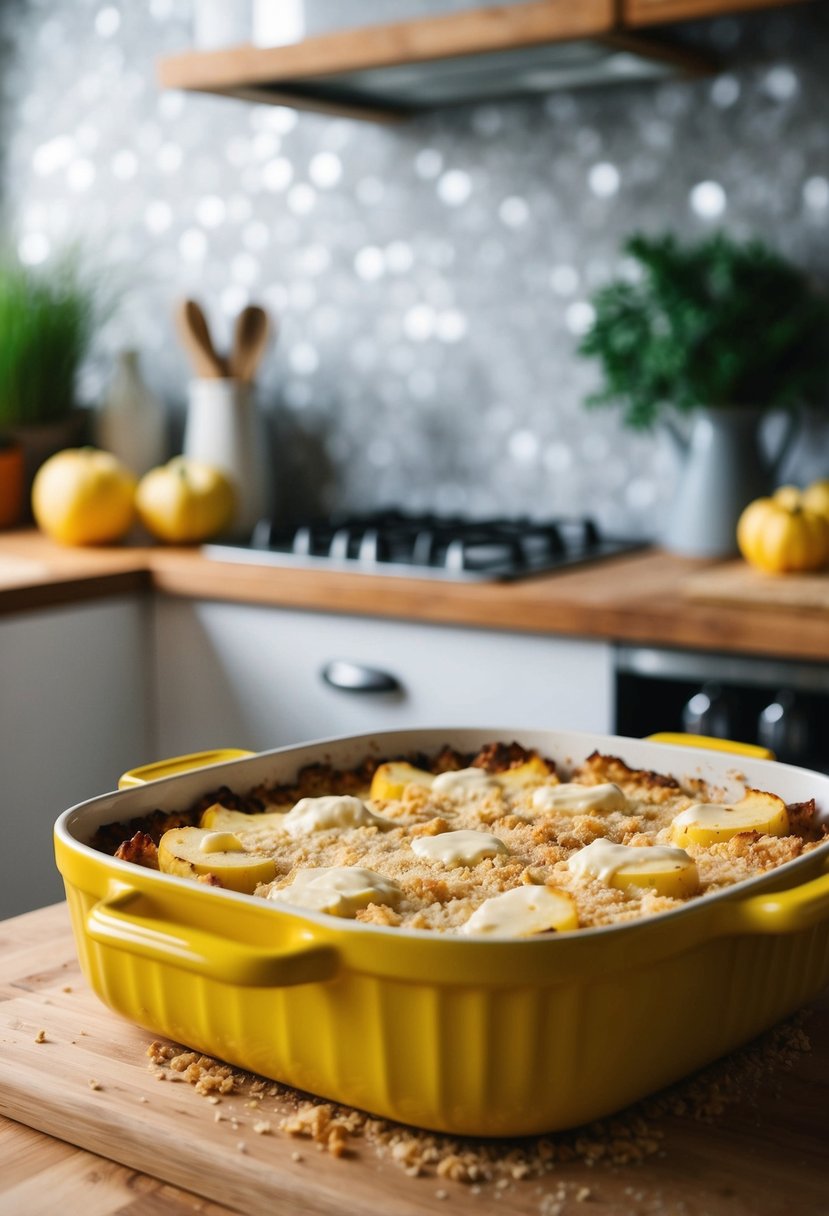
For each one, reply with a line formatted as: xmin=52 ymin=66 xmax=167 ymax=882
xmin=1 ymin=904 xmax=827 ymax=1216
xmin=0 ymin=528 xmax=827 ymax=662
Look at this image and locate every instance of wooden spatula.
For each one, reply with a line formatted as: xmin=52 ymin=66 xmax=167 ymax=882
xmin=175 ymin=299 xmax=228 ymax=378
xmin=230 ymin=305 xmax=271 ymax=384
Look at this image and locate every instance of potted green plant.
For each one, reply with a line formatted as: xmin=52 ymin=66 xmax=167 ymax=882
xmin=0 ymin=253 xmax=96 ymax=517
xmin=578 ymin=233 xmax=829 ymax=556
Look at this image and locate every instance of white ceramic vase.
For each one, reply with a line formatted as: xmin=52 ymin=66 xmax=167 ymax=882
xmin=182 ymin=379 xmax=270 ymax=538
xmin=96 ymin=350 xmax=167 ymax=478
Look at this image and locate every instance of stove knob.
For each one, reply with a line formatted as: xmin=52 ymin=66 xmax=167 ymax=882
xmin=757 ymin=691 xmax=812 ymax=765
xmin=681 ymin=684 xmax=732 ymax=738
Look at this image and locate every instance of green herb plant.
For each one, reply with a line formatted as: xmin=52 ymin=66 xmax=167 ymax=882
xmin=579 ymin=233 xmax=829 ymax=430
xmin=0 ymin=254 xmax=95 ymax=428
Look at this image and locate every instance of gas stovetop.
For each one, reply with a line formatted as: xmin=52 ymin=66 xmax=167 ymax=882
xmin=204 ymin=510 xmax=646 ymax=582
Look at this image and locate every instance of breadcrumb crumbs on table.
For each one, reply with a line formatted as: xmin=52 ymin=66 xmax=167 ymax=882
xmin=34 ymin=1029 xmax=46 ymax=1043
xmin=143 ymin=1011 xmax=811 ymax=1195
xmin=88 ymin=1079 xmax=102 ymax=1091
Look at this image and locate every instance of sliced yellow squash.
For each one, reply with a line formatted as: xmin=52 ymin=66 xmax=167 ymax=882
xmin=369 ymin=761 xmax=435 ymax=801
xmin=199 ymin=804 xmax=288 ymax=831
xmin=158 ymin=826 xmax=276 ymax=893
xmin=497 ymin=756 xmax=556 ymax=789
xmin=671 ymin=789 xmax=789 ymax=848
xmin=610 ymin=855 xmax=700 ymax=898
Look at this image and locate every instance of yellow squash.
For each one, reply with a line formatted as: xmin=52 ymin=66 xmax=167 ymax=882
xmin=31 ymin=447 xmax=136 ymax=546
xmin=802 ymin=479 xmax=829 ymax=521
xmin=136 ymin=456 xmax=235 ymax=543
xmin=158 ymin=826 xmax=276 ymax=893
xmin=737 ymin=495 xmax=829 ymax=574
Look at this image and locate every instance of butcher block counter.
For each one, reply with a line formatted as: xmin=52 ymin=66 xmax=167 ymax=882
xmin=0 ymin=529 xmax=827 ymax=661
xmin=1 ymin=903 xmax=828 ymax=1216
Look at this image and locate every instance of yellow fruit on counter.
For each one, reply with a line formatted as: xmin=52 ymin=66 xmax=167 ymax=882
xmin=802 ymin=479 xmax=829 ymax=521
xmin=772 ymin=484 xmax=803 ymax=511
xmin=31 ymin=447 xmax=136 ymax=546
xmin=736 ymin=495 xmax=829 ymax=574
xmin=136 ymin=456 xmax=235 ymax=543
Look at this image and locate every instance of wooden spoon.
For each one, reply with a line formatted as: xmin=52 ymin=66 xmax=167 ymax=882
xmin=230 ymin=305 xmax=271 ymax=384
xmin=175 ymin=299 xmax=228 ymax=379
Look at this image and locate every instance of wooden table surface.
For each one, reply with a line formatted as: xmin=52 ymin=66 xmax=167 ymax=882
xmin=2 ymin=903 xmax=828 ymax=1216
xmin=1 ymin=529 xmax=828 ymax=662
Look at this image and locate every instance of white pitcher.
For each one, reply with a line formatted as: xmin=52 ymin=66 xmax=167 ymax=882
xmin=661 ymin=406 xmax=799 ymax=558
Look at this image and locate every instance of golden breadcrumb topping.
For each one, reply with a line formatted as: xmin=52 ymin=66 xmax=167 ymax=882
xmin=102 ymin=744 xmax=825 ymax=935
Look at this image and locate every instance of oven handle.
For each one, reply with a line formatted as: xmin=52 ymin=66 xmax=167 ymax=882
xmin=321 ymin=659 xmax=402 ymax=694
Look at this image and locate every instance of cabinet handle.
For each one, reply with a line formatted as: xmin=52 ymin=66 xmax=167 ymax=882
xmin=321 ymin=660 xmax=401 ymax=694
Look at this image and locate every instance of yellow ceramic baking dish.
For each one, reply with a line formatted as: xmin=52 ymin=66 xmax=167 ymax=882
xmin=54 ymin=728 xmax=829 ymax=1138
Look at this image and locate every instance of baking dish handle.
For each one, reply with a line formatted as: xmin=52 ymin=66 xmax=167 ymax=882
xmin=86 ymin=888 xmax=339 ymax=987
xmin=118 ymin=749 xmax=256 ymax=789
xmin=717 ymin=861 xmax=829 ymax=936
xmin=646 ymin=732 xmax=775 ymax=760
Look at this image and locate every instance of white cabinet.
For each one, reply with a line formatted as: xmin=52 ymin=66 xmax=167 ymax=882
xmin=0 ymin=597 xmax=151 ymax=919
xmin=152 ymin=599 xmax=613 ymax=756
xmin=0 ymin=592 xmax=612 ymax=917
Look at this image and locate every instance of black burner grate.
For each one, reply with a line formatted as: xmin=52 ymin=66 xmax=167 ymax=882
xmin=207 ymin=510 xmax=646 ymax=581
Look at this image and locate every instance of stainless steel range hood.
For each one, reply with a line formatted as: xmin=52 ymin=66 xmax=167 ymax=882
xmin=158 ymin=1 xmax=713 ymax=122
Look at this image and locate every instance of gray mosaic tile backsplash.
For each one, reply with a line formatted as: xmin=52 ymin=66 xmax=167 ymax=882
xmin=1 ymin=1 xmax=828 ymax=534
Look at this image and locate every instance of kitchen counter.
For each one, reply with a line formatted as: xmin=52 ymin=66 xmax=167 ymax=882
xmin=0 ymin=528 xmax=827 ymax=662
xmin=1 ymin=903 xmax=827 ymax=1216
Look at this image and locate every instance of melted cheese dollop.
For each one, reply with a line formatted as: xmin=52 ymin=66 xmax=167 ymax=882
xmin=671 ymin=796 xmax=789 ymax=846
xmin=198 ymin=831 xmax=245 ymax=854
xmin=532 ymin=782 xmax=627 ymax=814
xmin=411 ymin=829 xmax=509 ymax=867
xmin=431 ymin=768 xmax=498 ymax=797
xmin=281 ymin=795 xmax=388 ymax=837
xmin=568 ymin=841 xmax=690 ymax=890
xmin=461 ymin=885 xmax=578 ymax=937
xmin=267 ymin=866 xmax=401 ymax=917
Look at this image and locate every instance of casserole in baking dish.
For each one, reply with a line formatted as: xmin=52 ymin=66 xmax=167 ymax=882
xmin=54 ymin=729 xmax=829 ymax=1137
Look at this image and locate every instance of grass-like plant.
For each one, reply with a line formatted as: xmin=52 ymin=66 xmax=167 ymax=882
xmin=579 ymin=233 xmax=829 ymax=429
xmin=0 ymin=254 xmax=95 ymax=428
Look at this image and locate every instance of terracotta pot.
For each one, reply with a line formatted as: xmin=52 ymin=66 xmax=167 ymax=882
xmin=6 ymin=412 xmax=90 ymax=520
xmin=0 ymin=440 xmax=25 ymax=529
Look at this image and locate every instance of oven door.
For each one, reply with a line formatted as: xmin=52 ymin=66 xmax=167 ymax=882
xmin=614 ymin=645 xmax=829 ymax=772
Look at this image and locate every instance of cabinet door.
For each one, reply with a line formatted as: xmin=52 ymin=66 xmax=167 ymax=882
xmin=0 ymin=597 xmax=151 ymax=918
xmin=153 ymin=599 xmax=613 ymax=755
xmin=623 ymin=0 xmax=803 ymax=26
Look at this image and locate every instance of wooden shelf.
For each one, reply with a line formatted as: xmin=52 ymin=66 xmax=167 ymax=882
xmin=157 ymin=0 xmax=713 ymax=122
